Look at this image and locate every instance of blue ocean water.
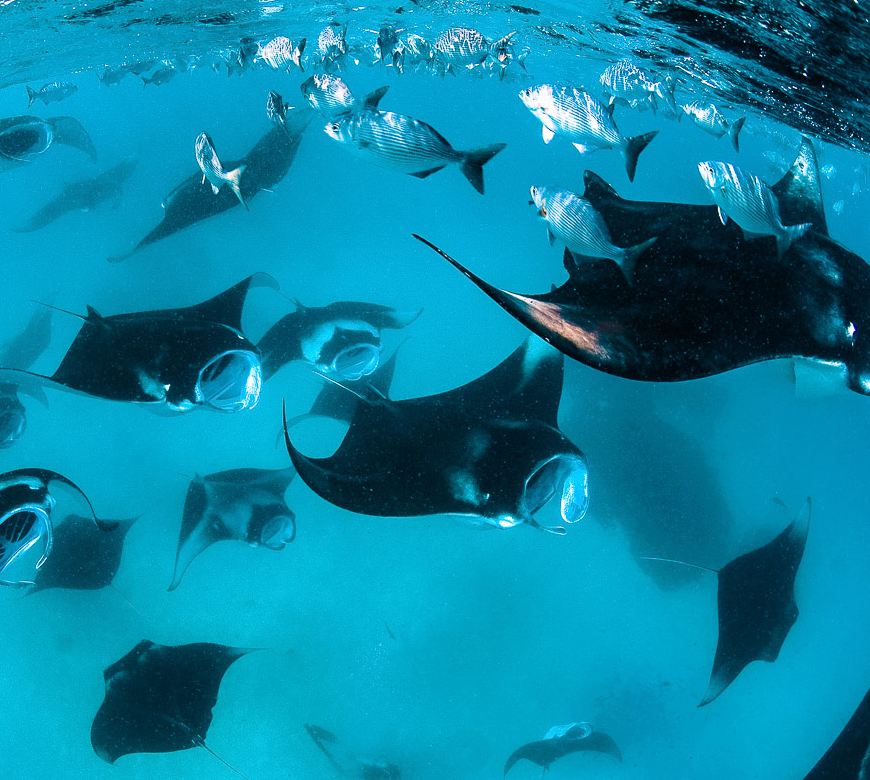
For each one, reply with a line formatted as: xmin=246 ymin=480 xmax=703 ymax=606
xmin=2 ymin=2 xmax=870 ymax=779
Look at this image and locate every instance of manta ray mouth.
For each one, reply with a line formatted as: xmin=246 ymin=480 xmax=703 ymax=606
xmin=328 ymin=343 xmax=381 ymax=381
xmin=0 ymin=399 xmax=26 ymax=449
xmin=0 ymin=505 xmax=52 ymax=587
xmin=257 ymin=514 xmax=296 ymax=550
xmin=524 ymin=454 xmax=589 ymax=525
xmin=196 ymin=350 xmax=262 ymax=412
xmin=0 ymin=122 xmax=52 ymax=161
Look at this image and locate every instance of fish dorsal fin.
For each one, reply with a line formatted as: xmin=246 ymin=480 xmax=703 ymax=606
xmin=581 ymin=170 xmax=620 ymax=202
xmin=440 ymin=338 xmax=564 ymax=427
xmin=86 ymin=305 xmax=103 ymax=320
xmin=183 ymin=273 xmax=279 ymax=330
xmin=771 ymin=136 xmax=827 ymax=236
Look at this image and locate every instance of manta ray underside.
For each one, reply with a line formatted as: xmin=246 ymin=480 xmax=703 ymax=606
xmin=414 ymin=138 xmax=870 ymax=395
xmin=169 ymin=466 xmax=297 ymax=590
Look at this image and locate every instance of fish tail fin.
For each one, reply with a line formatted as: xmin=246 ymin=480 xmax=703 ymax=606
xmin=362 ymin=85 xmax=389 ymax=109
xmin=26 ymin=86 xmax=37 ymax=107
xmin=227 ymin=165 xmax=248 ymax=210
xmin=623 ymin=131 xmax=658 ymax=182
xmin=619 ymin=236 xmax=657 ymax=285
xmin=777 ymin=222 xmax=812 ymax=258
xmin=293 ymin=38 xmax=307 ymax=68
xmin=653 ymin=78 xmax=677 ymax=114
xmin=460 ymin=143 xmax=507 ymax=195
xmin=729 ymin=117 xmax=746 ymax=152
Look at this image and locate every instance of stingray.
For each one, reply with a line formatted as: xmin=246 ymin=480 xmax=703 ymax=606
xmin=169 ymin=466 xmax=296 ymax=590
xmin=110 ymin=110 xmax=313 ymax=262
xmin=29 ymin=513 xmax=137 ymax=593
xmin=803 ymin=686 xmax=870 ymax=779
xmin=305 ymin=723 xmax=402 ymax=779
xmin=0 ymin=115 xmax=97 ymax=172
xmin=12 ymin=157 xmax=138 ymax=233
xmin=0 ymin=274 xmax=275 ymax=413
xmin=643 ymin=499 xmax=810 ymax=706
xmin=284 ymin=338 xmax=589 ymax=533
xmin=413 ymin=138 xmax=870 ymax=396
xmin=0 ymin=306 xmax=52 ymax=448
xmin=504 ymin=722 xmax=622 ymax=777
xmin=0 ymin=468 xmax=100 ymax=587
xmin=258 ymin=300 xmax=422 ymax=381
xmin=91 ymin=640 xmax=251 ymax=777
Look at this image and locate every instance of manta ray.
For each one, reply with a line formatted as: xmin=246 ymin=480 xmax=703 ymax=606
xmin=13 ymin=157 xmax=138 ymax=233
xmin=0 ymin=115 xmax=97 ymax=172
xmin=111 ymin=109 xmax=313 ymax=261
xmin=803 ymin=686 xmax=870 ymax=779
xmin=0 ymin=274 xmax=275 ymax=413
xmin=29 ymin=513 xmax=137 ymax=593
xmin=0 ymin=306 xmax=52 ymax=448
xmin=258 ymin=299 xmax=421 ymax=381
xmin=169 ymin=466 xmax=297 ymax=590
xmin=284 ymin=338 xmax=589 ymax=533
xmin=0 ymin=468 xmax=101 ymax=588
xmin=643 ymin=499 xmax=810 ymax=706
xmin=504 ymin=722 xmax=622 ymax=777
xmin=413 ymin=138 xmax=870 ymax=395
xmin=91 ymin=640 xmax=252 ymax=776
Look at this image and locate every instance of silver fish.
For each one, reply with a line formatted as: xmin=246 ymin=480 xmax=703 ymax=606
xmin=266 ymin=91 xmax=292 ymax=133
xmin=530 ymin=185 xmax=656 ymax=284
xmin=681 ymin=101 xmax=745 ymax=152
xmin=258 ymin=36 xmax=306 ymax=72
xmin=599 ymin=59 xmax=672 ymax=112
xmin=324 ymin=109 xmax=506 ymax=194
xmin=300 ymin=74 xmax=388 ymax=118
xmin=318 ymin=24 xmax=356 ymax=69
xmin=141 ymin=65 xmax=176 ymax=87
xmin=26 ymin=82 xmax=77 ymax=108
xmin=698 ymin=161 xmax=811 ymax=257
xmin=194 ymin=133 xmax=247 ymax=210
xmin=394 ymin=33 xmax=432 ymax=73
xmin=432 ymin=27 xmax=517 ymax=78
xmin=518 ymin=83 xmax=658 ymax=182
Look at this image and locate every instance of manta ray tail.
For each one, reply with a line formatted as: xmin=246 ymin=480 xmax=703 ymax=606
xmin=193 ymin=737 xmax=251 ymax=780
xmin=460 ymin=143 xmax=507 ymax=195
xmin=623 ymin=131 xmax=658 ymax=182
xmin=48 ymin=117 xmax=98 ymax=162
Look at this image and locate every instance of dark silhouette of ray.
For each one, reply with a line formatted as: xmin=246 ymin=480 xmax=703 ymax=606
xmin=12 ymin=157 xmax=137 ymax=233
xmin=29 ymin=513 xmax=137 ymax=592
xmin=283 ymin=339 xmax=589 ymax=534
xmin=0 ymin=306 xmax=52 ymax=448
xmin=504 ymin=722 xmax=622 ymax=777
xmin=91 ymin=640 xmax=251 ymax=777
xmin=412 ymin=139 xmax=870 ymax=396
xmin=110 ymin=110 xmax=312 ymax=262
xmin=169 ymin=466 xmax=296 ymax=590
xmin=803 ymin=686 xmax=870 ymax=779
xmin=643 ymin=499 xmax=810 ymax=706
